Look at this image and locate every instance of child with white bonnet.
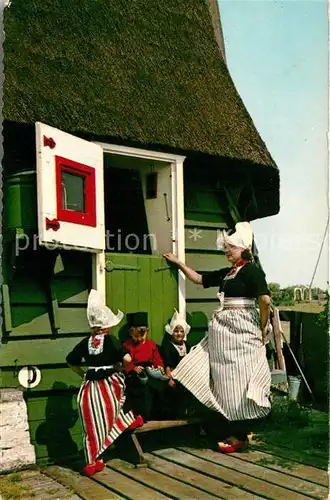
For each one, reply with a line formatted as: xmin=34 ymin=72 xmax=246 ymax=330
xmin=162 ymin=309 xmax=191 ymax=382
xmin=66 ymin=290 xmax=139 ymax=476
xmin=159 ymin=310 xmax=194 ymax=417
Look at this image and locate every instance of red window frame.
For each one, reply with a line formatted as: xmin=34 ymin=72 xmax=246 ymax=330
xmin=55 ymin=156 xmax=97 ymax=227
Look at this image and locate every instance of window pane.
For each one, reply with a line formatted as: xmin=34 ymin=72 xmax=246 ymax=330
xmin=61 ymin=171 xmax=85 ymax=212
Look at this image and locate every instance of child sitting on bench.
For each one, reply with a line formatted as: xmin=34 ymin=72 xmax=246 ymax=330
xmin=161 ymin=310 xmax=192 ymax=418
xmin=123 ymin=312 xmax=168 ymax=423
xmin=163 ymin=310 xmax=191 ymax=376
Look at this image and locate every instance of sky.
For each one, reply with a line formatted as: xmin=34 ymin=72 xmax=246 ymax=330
xmin=219 ymin=0 xmax=329 ymax=289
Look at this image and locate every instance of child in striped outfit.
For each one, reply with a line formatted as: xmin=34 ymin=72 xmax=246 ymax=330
xmin=66 ymin=290 xmax=140 ymax=476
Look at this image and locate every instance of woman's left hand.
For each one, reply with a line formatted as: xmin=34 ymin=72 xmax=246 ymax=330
xmin=261 ymin=325 xmax=271 ymax=345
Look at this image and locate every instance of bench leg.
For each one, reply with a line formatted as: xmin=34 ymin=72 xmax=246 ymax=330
xmin=115 ymin=431 xmax=148 ymax=467
xmin=131 ymin=433 xmax=148 ymax=468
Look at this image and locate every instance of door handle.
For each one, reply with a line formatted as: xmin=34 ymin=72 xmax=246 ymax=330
xmin=105 ymin=260 xmax=141 ymax=272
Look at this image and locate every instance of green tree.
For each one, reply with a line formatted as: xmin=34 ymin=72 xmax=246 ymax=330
xmin=268 ymin=282 xmax=281 ymax=294
xmin=280 ymin=286 xmax=295 ymax=306
xmin=317 ymin=291 xmax=329 ymax=330
xmin=268 ymin=282 xmax=281 ymax=306
xmin=268 ymin=284 xmax=294 ymax=306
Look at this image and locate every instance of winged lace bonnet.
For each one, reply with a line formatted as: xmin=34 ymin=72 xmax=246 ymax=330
xmin=165 ymin=309 xmax=191 ymax=340
xmin=87 ymin=289 xmax=124 ymax=329
xmin=216 ymin=222 xmax=253 ymax=251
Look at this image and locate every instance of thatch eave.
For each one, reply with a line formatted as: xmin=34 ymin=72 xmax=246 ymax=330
xmin=3 ymin=0 xmax=279 ymax=217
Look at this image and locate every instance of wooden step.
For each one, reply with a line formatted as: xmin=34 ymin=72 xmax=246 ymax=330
xmin=145 ymin=453 xmax=260 ymax=499
xmin=43 ymin=465 xmax=124 ymax=500
xmin=92 ymin=467 xmax=171 ymax=500
xmin=222 ymin=447 xmax=328 ymax=487
xmin=107 ymin=458 xmax=221 ymax=500
xmin=179 ymin=447 xmax=328 ymax=499
xmin=153 ymin=448 xmax=315 ymax=500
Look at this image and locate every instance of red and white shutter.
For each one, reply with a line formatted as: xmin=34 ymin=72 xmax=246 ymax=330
xmin=35 ymin=122 xmax=105 ymax=252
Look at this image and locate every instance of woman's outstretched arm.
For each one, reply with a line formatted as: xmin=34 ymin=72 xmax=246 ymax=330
xmin=163 ymin=252 xmax=203 ymax=285
xmin=258 ymin=294 xmax=271 ymax=344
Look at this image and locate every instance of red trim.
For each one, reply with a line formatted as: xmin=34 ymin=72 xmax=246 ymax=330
xmin=55 ymin=156 xmax=97 ymax=227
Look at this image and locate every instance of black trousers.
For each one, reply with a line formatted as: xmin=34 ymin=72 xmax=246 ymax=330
xmin=125 ymin=372 xmax=166 ymax=421
xmin=160 ymin=383 xmax=194 ymax=418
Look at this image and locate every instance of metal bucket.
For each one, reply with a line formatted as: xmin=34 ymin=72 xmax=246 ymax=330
xmin=287 ymin=375 xmax=302 ymax=400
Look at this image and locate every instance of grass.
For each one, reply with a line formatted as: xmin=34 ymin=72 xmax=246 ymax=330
xmin=279 ymin=303 xmax=325 ymax=314
xmin=46 ymin=488 xmax=60 ymax=495
xmin=250 ymin=396 xmax=329 ymax=469
xmin=0 ymin=473 xmax=33 ymax=500
xmin=0 ymin=472 xmax=74 ymax=499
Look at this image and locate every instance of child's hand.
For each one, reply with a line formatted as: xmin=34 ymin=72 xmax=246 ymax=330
xmin=158 ymin=366 xmax=165 ymax=375
xmin=168 ymin=379 xmax=176 ymax=388
xmin=133 ymin=366 xmax=144 ymax=374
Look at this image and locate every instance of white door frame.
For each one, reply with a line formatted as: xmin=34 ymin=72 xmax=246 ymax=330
xmin=92 ymin=142 xmax=187 ymax=316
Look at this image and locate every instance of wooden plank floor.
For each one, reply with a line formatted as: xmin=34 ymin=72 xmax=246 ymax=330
xmin=43 ymin=445 xmax=328 ymax=500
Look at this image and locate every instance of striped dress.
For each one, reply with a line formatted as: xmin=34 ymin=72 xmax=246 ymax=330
xmin=66 ymin=334 xmax=135 ymax=464
xmin=171 ymin=262 xmax=271 ymax=421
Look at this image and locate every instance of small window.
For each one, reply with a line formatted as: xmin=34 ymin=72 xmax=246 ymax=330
xmin=55 ymin=156 xmax=96 ymax=227
xmin=61 ymin=171 xmax=86 ymax=212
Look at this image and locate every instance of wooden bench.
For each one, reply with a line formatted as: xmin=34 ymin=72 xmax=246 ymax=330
xmin=128 ymin=418 xmax=202 ymax=467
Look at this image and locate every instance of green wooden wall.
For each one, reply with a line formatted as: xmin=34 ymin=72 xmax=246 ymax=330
xmin=184 ymin=175 xmax=232 ymax=345
xmin=1 ymin=246 xmax=178 ymax=463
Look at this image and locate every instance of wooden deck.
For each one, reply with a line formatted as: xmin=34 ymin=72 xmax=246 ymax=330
xmin=43 ymin=443 xmax=328 ymax=500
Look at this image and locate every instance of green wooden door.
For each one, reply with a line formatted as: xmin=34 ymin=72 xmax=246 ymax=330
xmin=105 ymin=253 xmax=178 ymax=345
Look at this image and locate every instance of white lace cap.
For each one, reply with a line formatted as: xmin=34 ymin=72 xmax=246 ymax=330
xmin=87 ymin=289 xmax=124 ymax=329
xmin=165 ymin=309 xmax=191 ymax=340
xmin=216 ymin=222 xmax=253 ymax=251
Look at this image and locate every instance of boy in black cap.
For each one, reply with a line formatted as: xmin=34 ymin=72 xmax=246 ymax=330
xmin=123 ymin=312 xmax=166 ymax=423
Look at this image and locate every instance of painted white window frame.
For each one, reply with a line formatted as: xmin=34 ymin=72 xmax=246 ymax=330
xmin=92 ymin=142 xmax=186 ymax=316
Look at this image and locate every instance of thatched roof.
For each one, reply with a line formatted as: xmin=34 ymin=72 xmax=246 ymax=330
xmin=3 ymin=0 xmax=279 ymax=216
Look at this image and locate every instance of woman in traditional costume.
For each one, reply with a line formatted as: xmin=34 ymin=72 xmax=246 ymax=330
xmin=66 ymin=290 xmax=138 ymax=476
xmin=163 ymin=222 xmax=272 ymax=452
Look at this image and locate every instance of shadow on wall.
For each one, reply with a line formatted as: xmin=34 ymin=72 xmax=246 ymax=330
xmin=35 ymin=382 xmax=80 ymax=464
xmin=118 ymin=322 xmax=130 ymax=343
xmin=187 ymin=311 xmax=209 ymax=345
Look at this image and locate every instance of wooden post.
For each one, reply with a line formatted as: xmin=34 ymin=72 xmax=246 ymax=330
xmin=92 ymin=252 xmax=106 ymax=300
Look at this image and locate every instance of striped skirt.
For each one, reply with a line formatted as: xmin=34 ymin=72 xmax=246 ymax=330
xmin=77 ymin=372 xmax=135 ymax=464
xmin=171 ymin=299 xmax=271 ymax=421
